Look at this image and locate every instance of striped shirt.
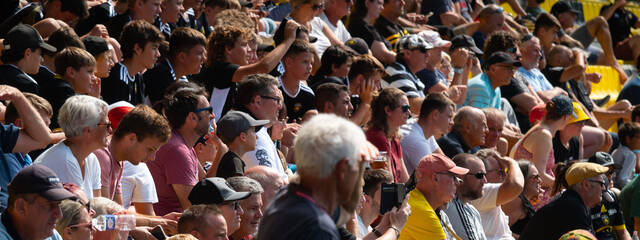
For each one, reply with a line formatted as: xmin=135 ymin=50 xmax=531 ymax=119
xmin=382 ymin=62 xmax=425 ymax=98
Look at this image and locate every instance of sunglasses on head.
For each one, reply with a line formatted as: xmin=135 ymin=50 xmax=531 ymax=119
xmin=467 ymin=172 xmax=486 ymax=179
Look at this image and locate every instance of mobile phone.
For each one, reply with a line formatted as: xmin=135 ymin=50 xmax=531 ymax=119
xmin=380 ymin=183 xmax=407 ymax=215
xmin=150 ymin=225 xmax=167 ymax=240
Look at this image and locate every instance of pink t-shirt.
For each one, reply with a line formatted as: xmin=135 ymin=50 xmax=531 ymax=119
xmin=94 ymin=144 xmax=123 ymax=200
xmin=147 ymin=131 xmax=199 ymax=215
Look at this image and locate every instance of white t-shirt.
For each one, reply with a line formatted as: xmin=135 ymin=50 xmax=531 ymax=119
xmin=399 ymin=119 xmax=440 ymax=174
xmin=121 ymin=161 xmax=158 ymax=209
xmin=35 ymin=142 xmax=101 ymax=199
xmin=470 ymin=183 xmax=514 ymax=240
xmin=243 ymin=127 xmax=287 ymax=180
xmin=309 ymin=17 xmax=333 ymax=57
xmin=319 ymin=12 xmax=351 ymax=43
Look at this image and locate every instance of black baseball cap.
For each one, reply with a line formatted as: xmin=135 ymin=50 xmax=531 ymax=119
xmin=216 ymin=110 xmax=269 ymax=144
xmin=3 ymin=24 xmax=56 ymax=53
xmin=8 ymin=165 xmax=76 ymax=201
xmin=589 ymin=152 xmax=621 ymax=169
xmin=82 ymin=36 xmax=112 ymax=57
xmin=188 ymin=177 xmax=251 ymax=205
xmin=484 ymin=51 xmax=522 ymax=68
xmin=550 ymin=1 xmax=580 ymax=16
xmin=345 ymin=38 xmax=369 ymax=55
xmin=450 ymin=35 xmax=483 ymax=55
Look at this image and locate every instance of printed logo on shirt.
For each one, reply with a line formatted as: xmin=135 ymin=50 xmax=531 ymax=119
xmin=256 ymin=149 xmax=272 ymax=167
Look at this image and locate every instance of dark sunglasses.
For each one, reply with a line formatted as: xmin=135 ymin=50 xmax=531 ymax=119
xmin=588 ymin=179 xmax=606 ymax=188
xmin=467 ymin=172 xmax=486 ymax=179
xmin=506 ymin=47 xmax=517 ymax=53
xmin=193 ymin=106 xmax=213 ymax=114
xmin=399 ymin=104 xmax=411 ymax=113
xmin=312 ymin=3 xmax=323 ymax=10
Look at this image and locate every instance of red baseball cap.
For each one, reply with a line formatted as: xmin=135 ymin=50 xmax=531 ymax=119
xmin=416 ymin=153 xmax=469 ymax=176
xmin=108 ymin=101 xmax=134 ymax=129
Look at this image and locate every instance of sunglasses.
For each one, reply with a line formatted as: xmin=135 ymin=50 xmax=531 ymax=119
xmin=193 ymin=106 xmax=213 ymax=114
xmin=399 ymin=104 xmax=411 ymax=113
xmin=467 ymin=172 xmax=487 ymax=179
xmin=506 ymin=47 xmax=517 ymax=53
xmin=588 ymin=179 xmax=606 ymax=188
xmin=312 ymin=3 xmax=323 ymax=10
xmin=261 ymin=95 xmax=281 ymax=102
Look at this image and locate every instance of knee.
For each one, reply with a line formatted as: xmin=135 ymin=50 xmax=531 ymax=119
xmin=620 ymin=99 xmax=632 ymax=108
xmin=594 ymin=16 xmax=609 ymax=28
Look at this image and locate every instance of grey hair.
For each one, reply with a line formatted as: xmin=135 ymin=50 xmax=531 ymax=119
xmin=58 ymin=95 xmax=108 ymax=138
xmin=228 ymin=176 xmax=264 ymax=194
xmin=294 ymin=114 xmax=366 ymax=178
xmin=475 ymin=148 xmax=499 ymax=168
xmin=91 ymin=197 xmax=125 ymax=216
xmin=453 ymin=106 xmax=484 ymax=130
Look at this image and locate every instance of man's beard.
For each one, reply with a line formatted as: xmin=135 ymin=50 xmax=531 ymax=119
xmin=460 ymin=187 xmax=483 ymax=201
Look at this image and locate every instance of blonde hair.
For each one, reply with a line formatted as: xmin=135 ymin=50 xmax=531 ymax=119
xmin=55 ymin=200 xmax=87 ymax=234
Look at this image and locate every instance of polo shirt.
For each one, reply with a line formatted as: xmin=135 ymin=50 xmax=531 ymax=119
xmin=0 ymin=124 xmax=24 ymax=211
xmin=400 ymin=189 xmax=447 ymax=240
xmin=519 ymin=189 xmax=594 ymax=240
xmin=144 ymin=58 xmax=188 ymax=104
xmin=437 ymin=129 xmax=472 ymax=159
xmin=374 ymin=16 xmax=409 ymax=46
xmin=399 ymin=119 xmax=440 ymax=175
xmin=443 ymin=197 xmax=487 ymax=240
xmin=518 ymin=67 xmax=553 ymax=92
xmin=257 ymin=184 xmax=340 ymax=240
xmin=464 ymin=73 xmax=502 ymax=109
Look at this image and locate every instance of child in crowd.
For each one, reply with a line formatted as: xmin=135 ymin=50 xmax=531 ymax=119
xmin=215 ymin=110 xmax=269 ymax=179
xmin=613 ymin=122 xmax=640 ymax=188
xmin=82 ymin=36 xmax=115 ymax=80
xmin=280 ymin=39 xmax=317 ymax=122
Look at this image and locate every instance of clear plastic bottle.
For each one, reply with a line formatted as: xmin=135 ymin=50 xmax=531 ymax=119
xmin=93 ymin=215 xmax=136 ymax=231
xmin=632 ymin=231 xmax=639 ymax=240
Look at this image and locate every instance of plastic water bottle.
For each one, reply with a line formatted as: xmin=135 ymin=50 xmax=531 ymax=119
xmin=632 ymin=231 xmax=639 ymax=240
xmin=93 ymin=215 xmax=136 ymax=231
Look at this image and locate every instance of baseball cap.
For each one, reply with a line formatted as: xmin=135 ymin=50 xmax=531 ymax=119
xmin=3 ymin=24 xmax=56 ymax=53
xmin=416 ymin=153 xmax=469 ymax=176
xmin=108 ymin=101 xmax=135 ymax=130
xmin=559 ymin=230 xmax=597 ymax=240
xmin=418 ymin=30 xmax=451 ymax=48
xmin=7 ymin=165 xmax=76 ymax=201
xmin=394 ymin=35 xmax=433 ymax=53
xmin=529 ymin=103 xmax=546 ymax=124
xmin=588 ymin=152 xmax=620 ymax=169
xmin=82 ymin=36 xmax=113 ymax=57
xmin=550 ymin=94 xmax=574 ymax=116
xmin=188 ymin=177 xmax=251 ymax=205
xmin=551 ymin=1 xmax=580 ymax=17
xmin=450 ymin=35 xmax=483 ymax=55
xmin=568 ymin=102 xmax=590 ymax=124
xmin=564 ymin=162 xmax=609 ymax=186
xmin=345 ymin=38 xmax=369 ymax=55
xmin=484 ymin=51 xmax=522 ymax=69
xmin=216 ymin=110 xmax=269 ymax=143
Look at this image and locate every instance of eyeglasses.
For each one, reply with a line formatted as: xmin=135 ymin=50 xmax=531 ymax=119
xmin=193 ymin=106 xmax=213 ymax=114
xmin=436 ymin=172 xmax=463 ymax=184
xmin=69 ymin=222 xmax=93 ymax=231
xmin=96 ymin=122 xmax=112 ymax=129
xmin=399 ymin=104 xmax=411 ymax=113
xmin=506 ymin=47 xmax=517 ymax=53
xmin=588 ymin=179 xmax=606 ymax=188
xmin=261 ymin=95 xmax=281 ymax=102
xmin=312 ymin=3 xmax=324 ymax=10
xmin=467 ymin=172 xmax=487 ymax=180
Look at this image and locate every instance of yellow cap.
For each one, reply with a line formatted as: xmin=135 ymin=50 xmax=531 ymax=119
xmin=565 ymin=162 xmax=609 ymax=186
xmin=568 ymin=102 xmax=590 ymax=124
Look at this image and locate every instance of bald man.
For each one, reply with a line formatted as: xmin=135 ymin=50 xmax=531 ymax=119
xmin=437 ymin=106 xmax=489 ymax=158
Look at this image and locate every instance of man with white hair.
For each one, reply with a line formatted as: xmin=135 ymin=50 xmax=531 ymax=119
xmin=228 ymin=176 xmax=264 ymax=240
xmin=257 ymin=114 xmax=405 ymax=239
xmin=35 ymin=95 xmax=110 ymax=199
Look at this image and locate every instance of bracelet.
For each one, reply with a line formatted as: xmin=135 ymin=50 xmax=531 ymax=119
xmin=453 ymin=67 xmax=464 ymax=74
xmin=373 ymin=228 xmax=383 ymax=237
xmin=390 ymin=226 xmax=400 ymax=239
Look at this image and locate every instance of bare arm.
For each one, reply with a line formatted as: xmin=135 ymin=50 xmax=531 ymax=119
xmin=601 ymin=0 xmax=624 ymax=21
xmin=133 ymin=202 xmax=156 ymax=216
xmin=440 ymin=12 xmax=467 ymax=27
xmin=232 ymin=20 xmax=299 ymax=83
xmin=370 ymin=41 xmax=397 ymax=64
xmin=495 ymin=155 xmax=525 ymax=205
xmin=3 ymin=85 xmax=54 ymax=153
xmin=616 ymin=228 xmax=632 ymax=240
xmin=321 ymin=22 xmax=344 ymax=46
xmin=171 ymin=184 xmax=194 ymax=210
xmin=510 ymin=93 xmax=542 ymax=115
xmin=527 ymin=130 xmax=555 ymax=187
xmin=559 ymin=50 xmax=586 ymax=82
xmin=350 ymin=77 xmax=376 ymax=126
xmin=504 ymin=0 xmax=527 ymax=17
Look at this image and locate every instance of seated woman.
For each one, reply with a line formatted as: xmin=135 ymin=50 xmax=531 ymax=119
xmin=288 ymin=0 xmax=343 ymax=57
xmin=501 ymin=160 xmax=543 ymax=237
xmin=56 ymin=200 xmax=94 ymax=240
xmin=347 ymin=0 xmax=396 ymax=64
xmin=510 ymin=94 xmax=574 ymax=209
xmin=365 ymin=88 xmax=410 ymax=183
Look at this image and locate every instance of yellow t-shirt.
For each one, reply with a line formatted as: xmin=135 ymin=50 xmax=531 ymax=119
xmin=399 ymin=189 xmax=447 ymax=240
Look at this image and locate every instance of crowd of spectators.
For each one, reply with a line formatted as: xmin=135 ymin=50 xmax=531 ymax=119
xmin=3 ymin=0 xmax=640 ymax=239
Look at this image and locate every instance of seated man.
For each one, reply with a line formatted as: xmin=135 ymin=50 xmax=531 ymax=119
xmin=177 ymin=204 xmax=228 ymax=239
xmin=401 ymin=153 xmax=469 ymax=239
xmin=315 ymin=83 xmax=354 ymax=119
xmin=0 ymin=165 xmax=76 ymax=239
xmin=228 ymin=176 xmax=264 ymax=240
xmin=517 ymin=34 xmax=566 ymax=103
xmin=480 ymin=108 xmax=509 ymax=156
xmin=601 ymin=0 xmax=640 ymax=62
xmin=188 ymin=177 xmax=250 ymax=237
xmin=551 ymin=1 xmax=626 ymax=81
xmin=437 ymin=106 xmax=489 ymax=158
xmin=383 ymin=35 xmax=431 ymax=113
xmin=358 ymin=169 xmax=393 ymax=238
xmin=464 ymin=51 xmax=521 ymax=110
xmin=347 ymin=54 xmax=385 ymax=126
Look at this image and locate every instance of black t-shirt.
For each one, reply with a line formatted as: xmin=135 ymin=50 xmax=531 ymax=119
xmin=617 ymin=77 xmax=640 ymax=105
xmin=75 ymin=2 xmax=111 ymax=36
xmin=437 ymin=129 xmax=471 ymax=159
xmin=101 ymin=62 xmax=145 ymax=105
xmin=309 ymin=76 xmax=347 ymax=92
xmin=590 ymin=190 xmax=625 ymax=240
xmin=0 ymin=64 xmax=39 ymax=94
xmin=38 ymin=75 xmax=75 ymax=130
xmin=552 ymin=133 xmax=580 ymax=164
xmin=374 ymin=16 xmax=409 ymax=46
xmin=105 ymin=12 xmax=132 ymax=40
xmin=415 ymin=68 xmax=443 ymax=91
xmin=0 ymin=2 xmax=42 ymax=38
xmin=541 ymin=65 xmax=594 ymax=112
xmin=192 ymin=61 xmax=239 ymax=118
xmin=421 ymin=0 xmax=452 ymax=25
xmin=347 ymin=18 xmax=391 ymax=50
xmin=216 ymin=151 xmax=245 ymax=179
xmin=280 ymin=82 xmax=316 ymax=123
xmin=257 ymin=184 xmax=341 ymax=240
xmin=143 ymin=58 xmax=177 ymax=104
xmin=600 ymin=4 xmax=638 ymax=46
xmin=519 ymin=189 xmax=594 ymax=240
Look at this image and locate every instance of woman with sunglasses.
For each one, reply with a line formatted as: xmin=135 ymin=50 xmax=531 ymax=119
xmin=365 ymin=88 xmax=411 ymax=183
xmin=501 ymin=160 xmax=544 ymax=237
xmin=509 ymin=94 xmax=573 ymax=209
xmin=288 ymin=0 xmax=344 ymax=57
xmin=57 ymin=200 xmax=95 ymax=240
xmin=347 ymin=0 xmax=396 ymax=64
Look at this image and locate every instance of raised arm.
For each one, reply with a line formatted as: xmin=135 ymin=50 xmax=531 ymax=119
xmin=495 ymin=155 xmax=524 ymax=205
xmin=1 ymin=85 xmax=54 ymax=153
